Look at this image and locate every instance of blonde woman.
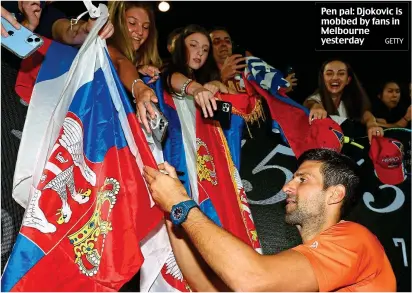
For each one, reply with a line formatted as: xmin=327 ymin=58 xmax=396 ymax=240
xmin=107 ymin=1 xmax=162 ymax=133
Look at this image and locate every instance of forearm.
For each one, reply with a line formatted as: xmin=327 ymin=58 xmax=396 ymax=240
xmin=207 ymin=80 xmax=236 ymax=94
xmin=362 ymin=110 xmax=377 ymax=125
xmin=165 ymin=219 xmax=230 ymax=292
xmin=170 ymin=73 xmax=202 ymax=95
xmin=389 ymin=117 xmax=410 ymax=128
xmin=108 ymin=47 xmax=145 ymax=95
xmin=303 ymin=99 xmax=320 ymax=109
xmin=52 ymin=18 xmax=89 ymax=46
xmin=117 ymin=60 xmax=143 ymax=93
xmin=220 ymin=73 xmax=230 ymax=84
xmin=182 ymin=208 xmax=265 ymax=291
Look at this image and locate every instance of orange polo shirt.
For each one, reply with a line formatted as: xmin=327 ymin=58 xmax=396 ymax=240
xmin=292 ymin=221 xmax=396 ymax=292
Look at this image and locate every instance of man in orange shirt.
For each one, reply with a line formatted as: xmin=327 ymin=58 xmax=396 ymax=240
xmin=143 ymin=148 xmax=396 ymax=292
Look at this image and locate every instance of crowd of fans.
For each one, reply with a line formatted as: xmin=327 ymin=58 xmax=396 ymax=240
xmin=2 ymin=1 xmax=410 ymax=134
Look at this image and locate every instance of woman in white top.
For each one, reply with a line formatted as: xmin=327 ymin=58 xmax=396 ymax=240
xmin=303 ymin=59 xmax=383 ymax=142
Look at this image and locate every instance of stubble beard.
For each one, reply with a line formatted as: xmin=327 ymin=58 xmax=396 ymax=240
xmin=284 ymin=195 xmax=327 ymax=229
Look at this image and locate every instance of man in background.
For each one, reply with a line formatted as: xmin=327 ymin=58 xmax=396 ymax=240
xmin=167 ymin=26 xmax=183 ymax=54
xmin=209 ymin=27 xmax=297 ymax=93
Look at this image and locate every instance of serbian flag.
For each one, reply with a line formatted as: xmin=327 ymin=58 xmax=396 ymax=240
xmin=243 ymin=57 xmax=312 ymax=157
xmin=244 ymin=57 xmax=349 ymax=158
xmin=221 ymin=87 xmax=264 ymax=170
xmin=139 ymin=90 xmax=262 ymax=292
xmin=3 ymin=3 xmax=162 ymax=291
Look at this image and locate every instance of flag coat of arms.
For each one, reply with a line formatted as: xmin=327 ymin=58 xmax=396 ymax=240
xmin=2 ymin=3 xmax=163 ymax=291
xmin=139 ymin=88 xmax=262 ymax=292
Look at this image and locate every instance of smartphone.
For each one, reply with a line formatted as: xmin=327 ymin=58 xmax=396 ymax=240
xmin=147 ymin=102 xmax=169 ymax=143
xmin=1 ymin=16 xmax=44 ymax=59
xmin=204 ymin=100 xmax=232 ymax=129
xmin=285 ymin=65 xmax=295 ymax=76
xmin=232 ymin=43 xmax=247 ymax=66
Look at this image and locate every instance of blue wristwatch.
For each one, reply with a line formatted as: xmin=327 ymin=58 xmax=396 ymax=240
xmin=170 ymin=200 xmax=198 ymax=225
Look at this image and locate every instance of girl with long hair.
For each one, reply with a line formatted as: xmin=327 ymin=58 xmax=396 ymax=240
xmin=162 ymin=24 xmax=231 ymax=117
xmin=107 ymin=1 xmax=162 ymax=133
xmin=304 ymin=59 xmax=383 ymax=142
xmin=153 ymin=24 xmax=258 ymax=292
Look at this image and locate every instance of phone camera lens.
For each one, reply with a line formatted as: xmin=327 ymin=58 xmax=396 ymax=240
xmin=7 ymin=31 xmax=14 ymax=36
xmin=27 ymin=37 xmax=33 ymax=43
xmin=34 ymin=38 xmax=40 ymax=42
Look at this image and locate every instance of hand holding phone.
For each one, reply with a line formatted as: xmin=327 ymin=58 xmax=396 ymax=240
xmin=221 ymin=54 xmax=247 ymax=82
xmin=1 ymin=6 xmax=21 ymax=37
xmin=147 ymin=102 xmax=169 ymax=143
xmin=203 ymin=100 xmax=232 ymax=129
xmin=284 ymin=65 xmax=298 ymax=92
xmin=1 ymin=16 xmax=43 ymax=58
xmin=232 ymin=43 xmax=247 ymax=65
xmin=285 ymin=65 xmax=295 ymax=76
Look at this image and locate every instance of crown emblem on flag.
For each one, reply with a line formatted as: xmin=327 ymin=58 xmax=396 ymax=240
xmin=68 ymin=177 xmax=120 ymax=277
xmin=196 ymin=138 xmax=218 ymax=186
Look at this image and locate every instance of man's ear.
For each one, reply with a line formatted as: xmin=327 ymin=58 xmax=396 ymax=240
xmin=327 ymin=185 xmax=346 ymax=205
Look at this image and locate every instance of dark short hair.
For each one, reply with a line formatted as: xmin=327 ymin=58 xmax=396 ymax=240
xmin=297 ymin=148 xmax=361 ymax=218
xmin=167 ymin=27 xmax=184 ymax=46
xmin=377 ymin=80 xmax=400 ymax=98
xmin=208 ymin=26 xmax=230 ymax=36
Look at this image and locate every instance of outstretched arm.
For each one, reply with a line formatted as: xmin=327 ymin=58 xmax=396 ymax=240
xmin=159 ymin=162 xmax=231 ymax=291
xmin=52 ymin=18 xmax=113 ymax=46
xmin=178 ymin=207 xmax=318 ymax=292
xmin=170 ymin=73 xmax=217 ymax=118
xmin=362 ymin=110 xmax=384 ymax=142
xmin=143 ymin=165 xmax=319 ymax=292
xmin=376 ymin=105 xmax=411 ymax=129
xmin=303 ymin=98 xmax=328 ymax=124
xmin=165 ymin=218 xmax=231 ymax=292
xmin=108 ymin=46 xmax=157 ymax=133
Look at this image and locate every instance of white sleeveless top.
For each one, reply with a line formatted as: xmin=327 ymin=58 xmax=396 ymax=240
xmin=306 ymin=93 xmax=348 ymax=125
xmin=306 ymin=93 xmax=348 ymax=118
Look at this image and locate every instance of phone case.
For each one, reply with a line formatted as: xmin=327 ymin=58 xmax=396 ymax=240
xmin=285 ymin=66 xmax=295 ymax=75
xmin=1 ymin=16 xmax=44 ymax=59
xmin=148 ymin=102 xmax=169 ymax=143
xmin=205 ymin=100 xmax=232 ymax=129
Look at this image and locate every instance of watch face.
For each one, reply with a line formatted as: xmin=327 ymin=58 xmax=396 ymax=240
xmin=173 ymin=206 xmax=184 ymax=220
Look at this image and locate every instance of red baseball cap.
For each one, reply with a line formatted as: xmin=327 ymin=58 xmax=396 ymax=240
xmin=302 ymin=118 xmax=344 ymax=153
xmin=369 ymin=136 xmax=405 ymax=185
